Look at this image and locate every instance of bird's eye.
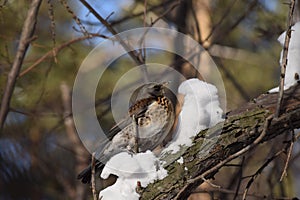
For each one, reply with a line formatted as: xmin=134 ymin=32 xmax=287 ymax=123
xmin=153 ymin=85 xmax=161 ymax=91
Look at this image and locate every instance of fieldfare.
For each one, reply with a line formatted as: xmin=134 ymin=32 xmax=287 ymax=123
xmin=78 ymin=82 xmax=176 ymax=184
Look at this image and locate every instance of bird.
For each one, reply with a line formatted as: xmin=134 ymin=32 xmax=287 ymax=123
xmin=78 ymin=82 xmax=176 ymax=184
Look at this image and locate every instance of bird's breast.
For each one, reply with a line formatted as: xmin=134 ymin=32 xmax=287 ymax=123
xmin=137 ymin=98 xmax=172 ymax=138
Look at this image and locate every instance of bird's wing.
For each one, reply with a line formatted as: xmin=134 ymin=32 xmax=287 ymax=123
xmin=107 ymin=117 xmax=131 ymax=139
xmin=129 ymin=97 xmax=155 ymax=118
xmin=107 ymin=97 xmax=156 ymax=138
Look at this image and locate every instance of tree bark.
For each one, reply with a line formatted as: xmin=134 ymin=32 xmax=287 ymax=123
xmin=140 ymin=83 xmax=300 ymax=200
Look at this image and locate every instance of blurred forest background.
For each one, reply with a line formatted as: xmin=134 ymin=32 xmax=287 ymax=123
xmin=0 ymin=0 xmax=300 ymax=199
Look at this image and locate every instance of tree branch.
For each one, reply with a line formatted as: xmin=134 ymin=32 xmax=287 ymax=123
xmin=19 ymin=33 xmax=108 ymax=77
xmin=276 ymin=0 xmax=296 ymax=117
xmin=78 ymin=0 xmax=149 ymax=82
xmin=0 ymin=0 xmax=42 ymax=130
xmin=140 ymin=83 xmax=300 ymax=199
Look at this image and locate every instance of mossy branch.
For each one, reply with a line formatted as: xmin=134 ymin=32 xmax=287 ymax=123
xmin=140 ymin=83 xmax=300 ymax=200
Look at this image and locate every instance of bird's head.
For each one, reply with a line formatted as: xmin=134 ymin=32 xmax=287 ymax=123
xmin=147 ymin=82 xmax=170 ymax=97
xmin=129 ymin=82 xmax=170 ymax=107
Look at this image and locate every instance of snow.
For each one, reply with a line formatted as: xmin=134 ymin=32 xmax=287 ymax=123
xmin=99 ymin=151 xmax=167 ymax=200
xmin=269 ymin=22 xmax=300 ymax=93
xmin=99 ymin=78 xmax=224 ymax=199
xmin=163 ymin=79 xmax=224 ymax=153
xmin=177 ymin=157 xmax=184 ymax=164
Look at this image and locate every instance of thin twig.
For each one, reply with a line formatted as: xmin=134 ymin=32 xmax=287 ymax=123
xmin=59 ymin=0 xmax=89 ymax=36
xmin=19 ymin=33 xmax=108 ymax=77
xmin=109 ymin=0 xmax=174 ymax=26
xmin=138 ymin=0 xmax=180 ymax=47
xmin=202 ymin=0 xmax=238 ymax=45
xmin=208 ymin=0 xmax=259 ymax=48
xmin=149 ymin=0 xmax=180 ymax=26
xmin=233 ymin=157 xmax=245 ymax=200
xmin=174 ymin=115 xmax=274 ymax=199
xmin=137 ymin=0 xmax=180 ymax=57
xmin=137 ymin=0 xmax=180 ymax=83
xmin=47 ymin=0 xmax=57 ymax=63
xmin=91 ymin=152 xmax=98 ymax=200
xmin=78 ymin=0 xmax=149 ymax=82
xmin=280 ymin=131 xmax=295 ymax=181
xmin=0 ymin=0 xmax=42 ymax=130
xmin=242 ymin=150 xmax=284 ymax=200
xmin=275 ymin=0 xmax=296 ymax=118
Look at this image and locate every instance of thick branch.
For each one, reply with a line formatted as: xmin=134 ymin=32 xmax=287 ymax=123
xmin=140 ymin=83 xmax=300 ymax=200
xmin=0 ymin=0 xmax=42 ymax=130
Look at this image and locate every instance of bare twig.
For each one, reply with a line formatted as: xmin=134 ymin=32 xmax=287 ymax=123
xmin=19 ymin=33 xmax=108 ymax=77
xmin=280 ymin=132 xmax=295 ymax=181
xmin=78 ymin=0 xmax=149 ymax=82
xmin=59 ymin=0 xmax=89 ymax=36
xmin=241 ymin=150 xmax=284 ymax=200
xmin=175 ymin=115 xmax=274 ymax=199
xmin=208 ymin=0 xmax=259 ymax=47
xmin=47 ymin=0 xmax=57 ymax=63
xmin=138 ymin=0 xmax=180 ymax=47
xmin=137 ymin=0 xmax=180 ymax=83
xmin=91 ymin=152 xmax=97 ymax=200
xmin=202 ymin=0 xmax=238 ymax=45
xmin=109 ymin=0 xmax=174 ymax=26
xmin=149 ymin=0 xmax=180 ymax=27
xmin=0 ymin=0 xmax=42 ymax=130
xmin=275 ymin=0 xmax=296 ymax=118
xmin=243 ymin=150 xmax=283 ymax=200
xmin=233 ymin=157 xmax=245 ymax=200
